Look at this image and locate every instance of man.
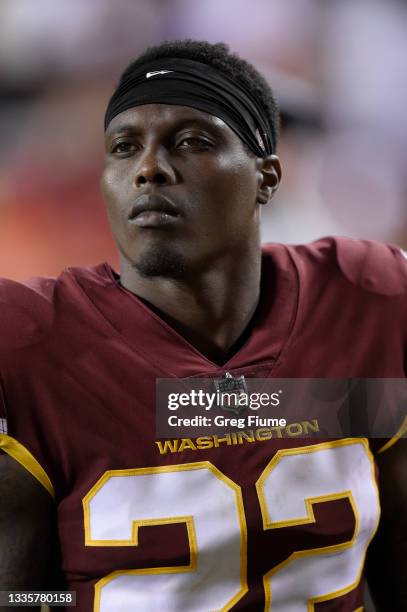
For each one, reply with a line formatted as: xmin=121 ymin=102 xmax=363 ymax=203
xmin=0 ymin=39 xmax=406 ymax=611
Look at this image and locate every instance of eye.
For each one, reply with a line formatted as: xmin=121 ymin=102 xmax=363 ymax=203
xmin=176 ymin=136 xmax=213 ymax=150
xmin=110 ymin=141 xmax=138 ymax=156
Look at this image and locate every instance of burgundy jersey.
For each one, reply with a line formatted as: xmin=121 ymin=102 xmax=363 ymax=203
xmin=0 ymin=237 xmax=406 ymax=612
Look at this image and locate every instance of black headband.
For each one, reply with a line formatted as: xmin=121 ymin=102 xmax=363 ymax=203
xmin=104 ymin=58 xmax=274 ymax=157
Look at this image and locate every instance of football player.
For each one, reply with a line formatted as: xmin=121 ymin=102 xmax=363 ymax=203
xmin=0 ymin=40 xmax=406 ymax=611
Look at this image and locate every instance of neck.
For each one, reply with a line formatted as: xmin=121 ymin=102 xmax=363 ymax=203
xmin=120 ymin=244 xmax=262 ymax=363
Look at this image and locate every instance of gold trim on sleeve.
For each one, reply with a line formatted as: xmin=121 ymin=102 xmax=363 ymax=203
xmin=0 ymin=433 xmax=55 ymax=498
xmin=377 ymin=416 xmax=407 ymax=454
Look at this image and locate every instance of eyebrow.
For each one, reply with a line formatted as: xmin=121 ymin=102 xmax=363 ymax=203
xmin=106 ymin=116 xmax=225 ymax=140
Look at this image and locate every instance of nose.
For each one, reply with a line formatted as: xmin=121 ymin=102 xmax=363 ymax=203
xmin=134 ymin=146 xmax=176 ymax=187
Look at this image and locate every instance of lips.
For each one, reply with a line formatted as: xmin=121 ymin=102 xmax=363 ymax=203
xmin=128 ymin=194 xmax=180 ymax=221
xmin=128 ymin=194 xmax=182 ymax=228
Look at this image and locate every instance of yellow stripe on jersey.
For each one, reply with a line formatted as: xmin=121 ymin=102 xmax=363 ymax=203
xmin=0 ymin=433 xmax=55 ymax=498
xmin=377 ymin=415 xmax=407 ymax=454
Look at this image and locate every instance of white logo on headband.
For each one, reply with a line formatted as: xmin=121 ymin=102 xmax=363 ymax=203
xmin=146 ymin=70 xmax=174 ymax=79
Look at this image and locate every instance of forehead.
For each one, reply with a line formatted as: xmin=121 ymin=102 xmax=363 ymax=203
xmin=105 ymin=104 xmax=231 ymax=137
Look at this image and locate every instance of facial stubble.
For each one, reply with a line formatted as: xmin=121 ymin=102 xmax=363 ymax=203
xmin=134 ymin=243 xmax=188 ymax=279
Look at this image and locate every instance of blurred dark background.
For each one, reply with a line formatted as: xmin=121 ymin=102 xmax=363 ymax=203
xmin=0 ymin=0 xmax=405 ymax=282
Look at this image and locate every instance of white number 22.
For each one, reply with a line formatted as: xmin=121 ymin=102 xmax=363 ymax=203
xmin=83 ymin=439 xmax=380 ymax=611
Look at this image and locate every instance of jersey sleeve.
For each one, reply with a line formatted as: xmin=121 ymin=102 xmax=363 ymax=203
xmin=0 ymin=276 xmax=55 ymax=349
xmin=375 ymin=416 xmax=407 ymax=454
xmin=337 ymin=239 xmax=407 ymax=453
xmin=284 ymin=236 xmax=407 ymax=453
xmin=0 ymin=379 xmax=8 ymax=435
xmin=380 ymin=246 xmax=406 ymax=452
xmin=334 ymin=238 xmax=407 ymax=298
xmin=367 ymin=378 xmax=407 ymax=455
xmin=0 ymin=276 xmax=56 ymax=497
xmin=337 ymin=240 xmax=407 ymax=454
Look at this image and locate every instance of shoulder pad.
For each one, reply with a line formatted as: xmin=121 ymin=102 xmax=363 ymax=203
xmin=334 ymin=237 xmax=407 ymax=296
xmin=0 ymin=276 xmax=56 ymax=349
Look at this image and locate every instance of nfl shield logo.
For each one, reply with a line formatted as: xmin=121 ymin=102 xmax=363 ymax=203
xmin=213 ymin=372 xmax=248 ymax=415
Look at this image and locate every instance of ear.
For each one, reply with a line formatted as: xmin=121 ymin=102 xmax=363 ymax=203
xmin=256 ymin=155 xmax=282 ymax=205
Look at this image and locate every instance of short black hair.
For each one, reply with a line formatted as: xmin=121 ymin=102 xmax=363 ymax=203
xmin=119 ymin=39 xmax=280 ymax=153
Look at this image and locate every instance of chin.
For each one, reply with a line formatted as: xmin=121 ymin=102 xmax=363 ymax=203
xmin=134 ymin=245 xmax=188 ymax=279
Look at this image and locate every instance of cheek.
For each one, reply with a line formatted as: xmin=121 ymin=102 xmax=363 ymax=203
xmin=100 ymin=166 xmax=128 ymax=224
xmin=205 ymin=156 xmax=259 ymax=218
xmin=101 ymin=166 xmax=117 ymax=205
